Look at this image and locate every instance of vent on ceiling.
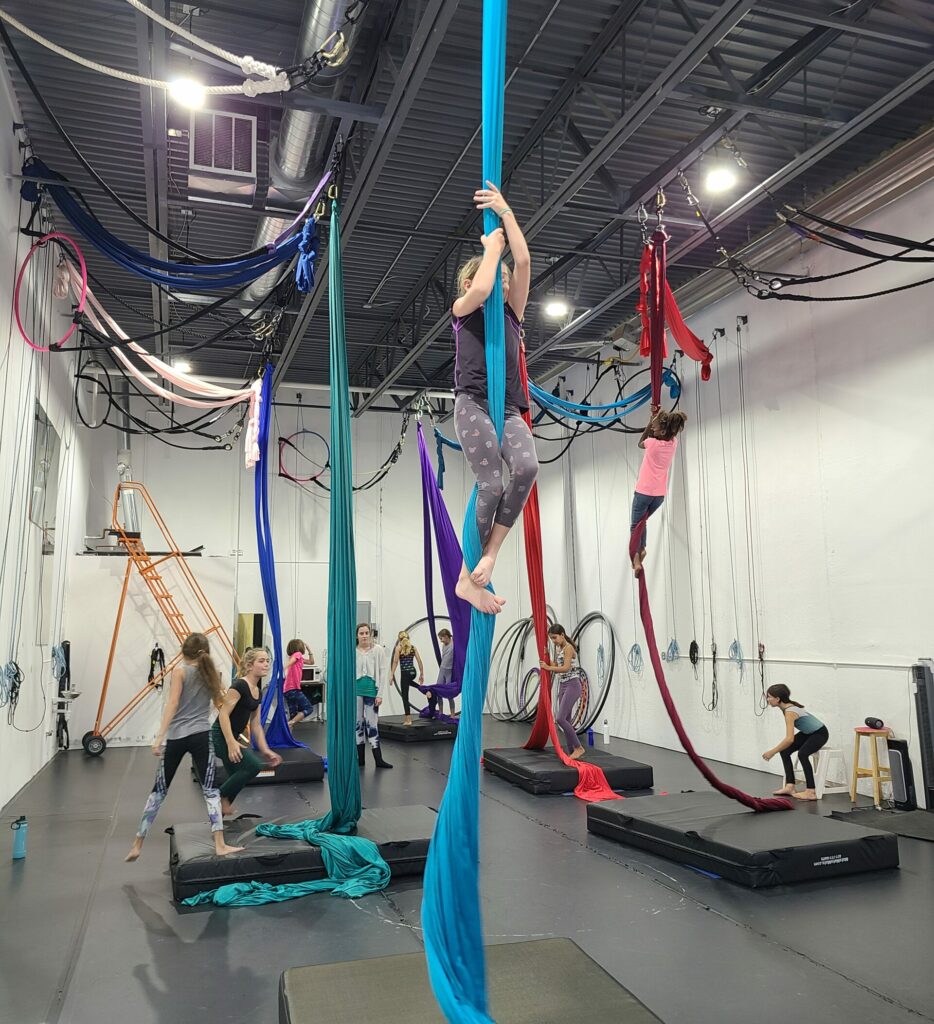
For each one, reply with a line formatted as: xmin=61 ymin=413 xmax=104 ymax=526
xmin=190 ymin=110 xmax=256 ymax=176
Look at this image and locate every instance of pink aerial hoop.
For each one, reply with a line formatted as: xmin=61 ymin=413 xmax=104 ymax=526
xmin=14 ymin=231 xmax=88 ymax=352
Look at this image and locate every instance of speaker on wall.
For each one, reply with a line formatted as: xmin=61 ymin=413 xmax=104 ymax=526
xmin=886 ymin=738 xmax=917 ymax=812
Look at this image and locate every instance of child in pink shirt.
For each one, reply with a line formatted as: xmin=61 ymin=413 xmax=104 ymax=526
xmin=283 ymin=638 xmax=315 ymax=726
xmin=631 ymin=409 xmax=687 ymax=576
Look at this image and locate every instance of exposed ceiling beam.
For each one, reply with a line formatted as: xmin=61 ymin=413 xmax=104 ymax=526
xmin=271 ymin=0 xmax=464 ymax=389
xmin=669 ymin=86 xmax=845 ymax=129
xmin=353 ymin=0 xmax=757 ymax=416
xmin=752 ymin=1 xmax=934 ymax=49
xmin=526 ymin=56 xmax=934 ymax=369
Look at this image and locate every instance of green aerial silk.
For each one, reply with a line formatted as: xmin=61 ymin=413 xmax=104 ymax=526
xmin=182 ymin=200 xmax=390 ymax=909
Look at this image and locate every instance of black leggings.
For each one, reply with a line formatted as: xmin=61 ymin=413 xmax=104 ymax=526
xmin=780 ymin=727 xmax=829 ymax=789
xmin=400 ymin=668 xmax=416 ymax=715
xmin=136 ymin=729 xmax=222 ymax=838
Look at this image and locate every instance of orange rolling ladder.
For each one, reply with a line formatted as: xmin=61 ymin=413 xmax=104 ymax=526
xmin=81 ymin=481 xmax=237 ymax=755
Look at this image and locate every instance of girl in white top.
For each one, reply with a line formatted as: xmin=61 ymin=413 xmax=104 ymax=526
xmin=355 ymin=623 xmax=393 ymax=769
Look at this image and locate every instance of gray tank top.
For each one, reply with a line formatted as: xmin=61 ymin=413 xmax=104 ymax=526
xmin=553 ymin=648 xmax=579 ymax=685
xmin=166 ymin=663 xmax=214 ymax=740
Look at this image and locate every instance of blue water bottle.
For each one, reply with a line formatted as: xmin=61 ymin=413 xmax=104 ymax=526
xmin=11 ymin=816 xmax=27 ymax=860
xmin=587 ymin=727 xmax=594 ymax=747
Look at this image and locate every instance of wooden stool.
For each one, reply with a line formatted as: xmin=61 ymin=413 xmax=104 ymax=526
xmin=850 ymin=727 xmax=892 ymax=807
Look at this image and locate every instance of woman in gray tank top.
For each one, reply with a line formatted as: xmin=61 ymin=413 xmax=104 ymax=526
xmin=540 ymin=624 xmax=585 ymax=760
xmin=126 ymin=633 xmax=244 ymax=862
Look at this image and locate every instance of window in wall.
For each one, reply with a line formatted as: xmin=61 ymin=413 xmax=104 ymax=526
xmin=29 ymin=402 xmax=61 ymax=554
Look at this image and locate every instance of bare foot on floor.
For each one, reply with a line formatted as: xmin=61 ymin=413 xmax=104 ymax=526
xmin=215 ymin=843 xmax=245 ymax=856
xmin=470 ymin=554 xmax=495 ymax=587
xmin=456 ymin=574 xmax=506 ymax=615
xmin=772 ymin=784 xmax=796 ymax=796
xmin=569 ymin=747 xmax=585 ymax=760
xmin=793 ymin=789 xmax=817 ymax=801
xmin=125 ymin=839 xmax=144 ymax=862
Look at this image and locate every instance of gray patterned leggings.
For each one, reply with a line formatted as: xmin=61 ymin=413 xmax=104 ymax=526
xmin=454 ymin=393 xmax=539 ymax=545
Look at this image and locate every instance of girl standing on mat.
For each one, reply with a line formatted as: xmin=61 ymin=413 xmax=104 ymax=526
xmin=126 ymin=633 xmax=242 ymax=862
xmin=391 ymin=630 xmax=425 ymax=727
xmin=540 ymin=624 xmax=585 ymax=760
xmin=452 ymin=182 xmax=537 ymax=616
xmin=213 ymin=648 xmax=283 ymax=814
xmin=762 ymin=684 xmax=829 ymax=801
xmin=284 ymin=638 xmax=316 ymax=726
xmin=631 ymin=408 xmax=687 ymax=576
xmin=356 ymin=624 xmax=393 ymax=769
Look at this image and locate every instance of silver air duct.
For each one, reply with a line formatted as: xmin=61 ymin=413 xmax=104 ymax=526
xmin=242 ymin=0 xmax=358 ymax=304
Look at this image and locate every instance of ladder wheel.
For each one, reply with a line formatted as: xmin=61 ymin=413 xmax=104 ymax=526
xmin=82 ymin=732 xmax=107 ymax=757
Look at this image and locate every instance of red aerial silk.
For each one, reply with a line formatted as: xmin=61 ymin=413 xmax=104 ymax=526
xmin=638 ymin=230 xmax=713 ymax=404
xmin=518 ymin=344 xmax=620 ymax=803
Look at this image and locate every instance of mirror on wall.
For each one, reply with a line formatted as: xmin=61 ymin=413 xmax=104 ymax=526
xmin=29 ymin=402 xmax=61 ymax=554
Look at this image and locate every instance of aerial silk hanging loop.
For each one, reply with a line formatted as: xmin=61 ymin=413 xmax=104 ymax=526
xmin=14 ymin=232 xmax=87 ymax=351
xmin=422 ymin=2 xmax=506 ymax=1019
xmin=417 ymin=422 xmax=471 ymax=703
xmin=637 ymin=229 xmax=713 ymax=396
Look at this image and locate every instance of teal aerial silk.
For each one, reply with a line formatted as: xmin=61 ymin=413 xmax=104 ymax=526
xmin=182 ymin=200 xmax=390 ymax=909
xmin=421 ymin=1 xmax=507 ymax=1020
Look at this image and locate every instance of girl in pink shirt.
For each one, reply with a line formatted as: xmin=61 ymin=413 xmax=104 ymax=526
xmin=283 ymin=638 xmax=315 ymax=726
xmin=631 ymin=409 xmax=687 ymax=576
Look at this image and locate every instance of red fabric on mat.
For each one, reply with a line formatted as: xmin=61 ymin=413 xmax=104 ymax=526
xmin=518 ymin=345 xmax=620 ymax=803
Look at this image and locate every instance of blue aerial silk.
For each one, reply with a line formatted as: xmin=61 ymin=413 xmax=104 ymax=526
xmin=255 ymin=367 xmax=305 ymax=750
xmin=421 ymin=2 xmax=506 ymax=1020
xmin=23 ymin=159 xmax=299 ymax=289
xmin=182 ymin=202 xmax=389 ymax=909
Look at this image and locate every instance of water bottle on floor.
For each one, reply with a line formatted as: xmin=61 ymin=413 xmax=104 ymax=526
xmin=11 ymin=816 xmax=27 ymax=860
xmin=602 ymin=719 xmax=610 ymax=745
xmin=587 ymin=727 xmax=594 ymax=747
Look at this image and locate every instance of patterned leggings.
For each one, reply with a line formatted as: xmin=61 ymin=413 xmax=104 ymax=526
xmin=454 ymin=393 xmax=539 ymax=545
xmin=356 ymin=696 xmax=381 ymax=749
xmin=136 ymin=729 xmax=222 ymax=837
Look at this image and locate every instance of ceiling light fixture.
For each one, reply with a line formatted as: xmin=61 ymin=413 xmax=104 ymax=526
xmin=167 ymin=77 xmax=206 ymax=109
xmin=544 ymin=298 xmax=569 ymax=319
xmin=704 ymin=162 xmax=738 ymax=194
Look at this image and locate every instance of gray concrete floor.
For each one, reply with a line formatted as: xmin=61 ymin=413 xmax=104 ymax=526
xmin=2 ymin=719 xmax=932 ymax=1024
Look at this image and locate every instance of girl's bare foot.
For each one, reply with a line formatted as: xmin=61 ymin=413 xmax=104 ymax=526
xmin=569 ymin=747 xmax=585 ymax=760
xmin=455 ymin=574 xmax=506 ymax=615
xmin=632 ymin=554 xmax=643 ymax=577
xmin=214 ymin=842 xmax=245 ymax=856
xmin=773 ymin=784 xmax=796 ymax=796
xmin=125 ymin=838 xmax=144 ymax=862
xmin=470 ymin=554 xmax=496 ymax=587
xmin=403 ymin=717 xmax=413 ymax=726
xmin=221 ymin=797 xmax=235 ymax=816
xmin=793 ymin=789 xmax=817 ymax=801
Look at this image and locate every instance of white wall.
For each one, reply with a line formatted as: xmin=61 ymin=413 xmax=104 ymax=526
xmin=542 ymin=178 xmax=934 ymax=794
xmin=0 ymin=65 xmax=92 ymax=809
xmin=67 ymin=399 xmax=528 ymax=742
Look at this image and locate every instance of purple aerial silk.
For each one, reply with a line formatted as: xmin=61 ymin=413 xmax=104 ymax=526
xmin=417 ymin=423 xmax=470 ymax=702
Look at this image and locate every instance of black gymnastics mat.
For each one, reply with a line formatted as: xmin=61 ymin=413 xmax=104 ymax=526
xmin=587 ymin=791 xmax=900 ymax=888
xmin=830 ymin=807 xmax=934 ymax=843
xmin=169 ymin=804 xmax=437 ymax=902
xmin=380 ymin=715 xmax=458 ymax=742
xmin=279 ymin=937 xmax=662 ymax=1024
xmin=196 ymin=745 xmax=325 ymax=786
xmin=483 ymin=746 xmax=654 ymax=794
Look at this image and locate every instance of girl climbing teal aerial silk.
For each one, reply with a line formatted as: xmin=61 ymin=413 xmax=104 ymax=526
xmin=421 ymin=1 xmax=507 ymax=1020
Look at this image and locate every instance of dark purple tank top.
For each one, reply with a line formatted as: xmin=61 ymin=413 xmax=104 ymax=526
xmin=452 ymin=303 xmax=528 ymax=413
